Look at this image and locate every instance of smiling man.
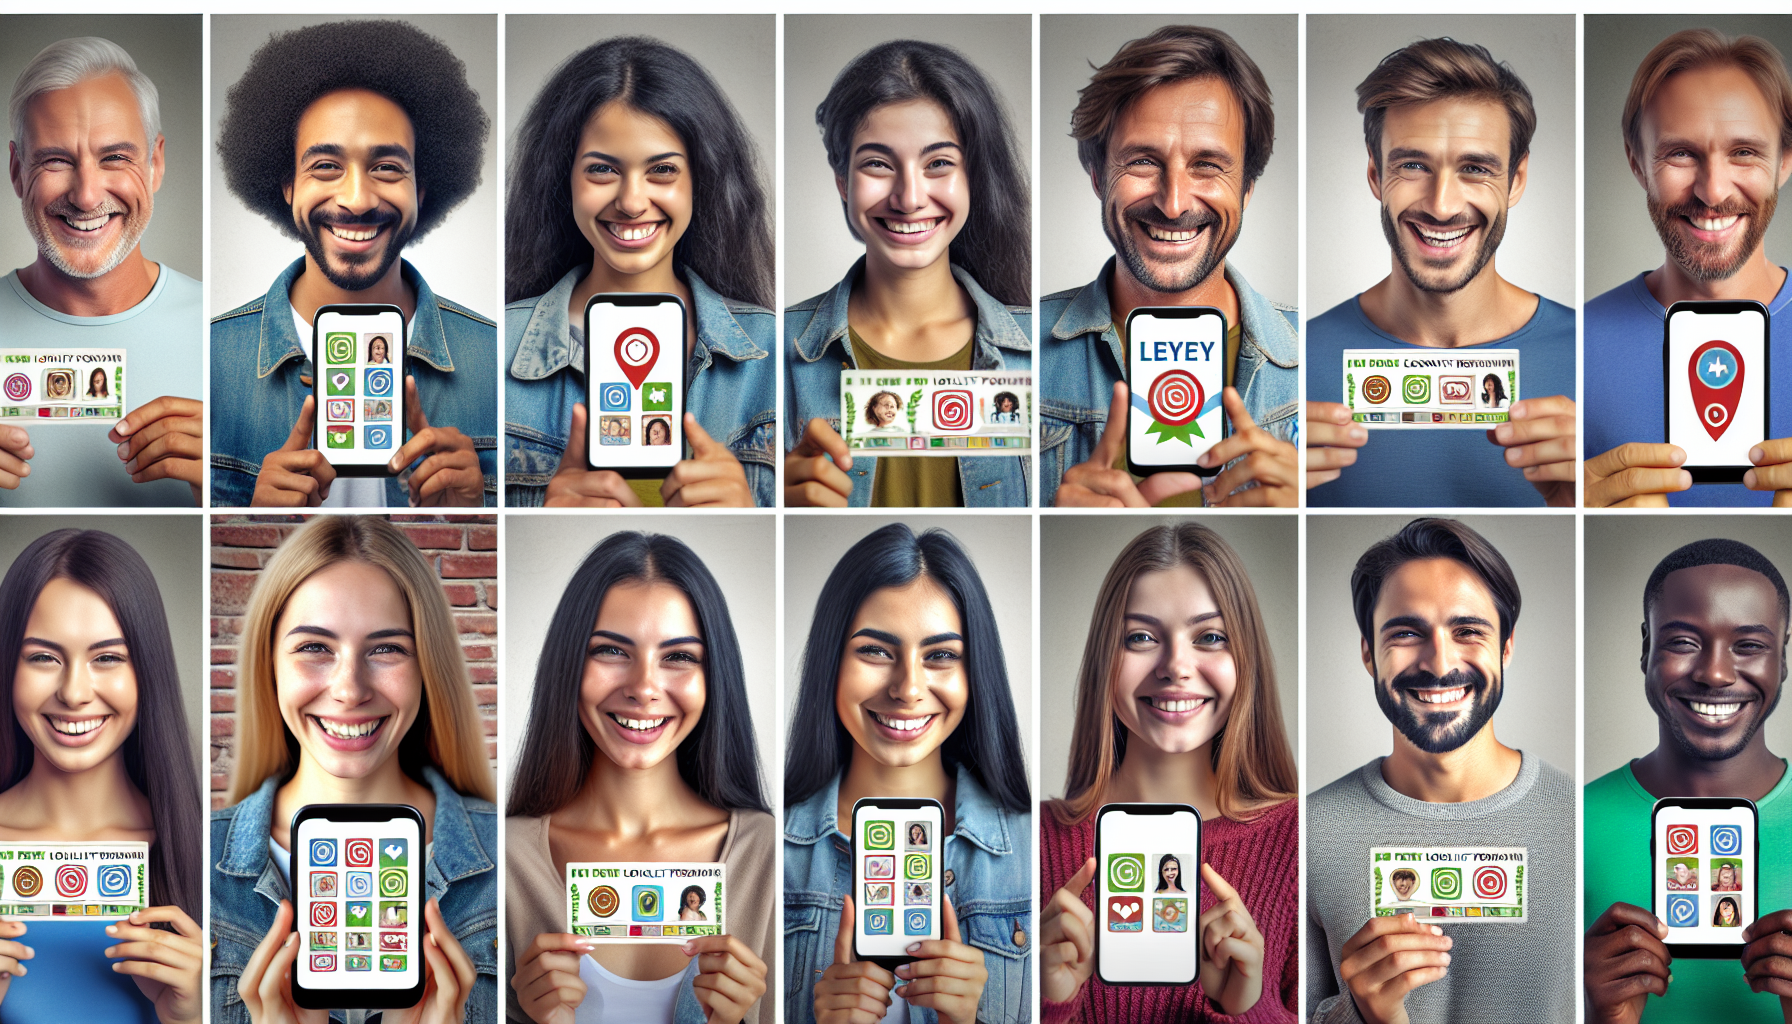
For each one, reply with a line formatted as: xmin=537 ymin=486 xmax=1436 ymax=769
xmin=210 ymin=20 xmax=496 ymax=507
xmin=1307 ymin=38 xmax=1577 ymax=508
xmin=1307 ymin=518 xmax=1574 ymax=1023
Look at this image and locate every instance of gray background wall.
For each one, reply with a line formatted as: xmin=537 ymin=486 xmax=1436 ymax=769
xmin=210 ymin=15 xmax=497 ymax=318
xmin=783 ymin=15 xmax=1031 ymax=305
xmin=0 ymin=15 xmax=201 ymax=282
xmin=1038 ymin=514 xmax=1298 ymax=799
xmin=1306 ymin=15 xmax=1577 ymax=316
xmin=1584 ymin=15 xmax=1792 ymax=300
xmin=1039 ymin=16 xmax=1298 ymax=307
xmin=1305 ymin=513 xmax=1576 ymax=792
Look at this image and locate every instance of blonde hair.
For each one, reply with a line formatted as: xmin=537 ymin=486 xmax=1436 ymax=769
xmin=229 ymin=516 xmax=494 ymax=805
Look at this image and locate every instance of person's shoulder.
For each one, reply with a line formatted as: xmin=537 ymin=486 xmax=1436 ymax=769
xmin=434 ymin=294 xmax=498 ymax=330
xmin=785 ymin=290 xmax=828 ymax=315
xmin=1585 ymin=274 xmax=1657 ymax=320
xmin=154 ymin=265 xmax=202 ymax=301
xmin=1520 ymin=756 xmax=1578 ymax=808
xmin=211 ymin=291 xmax=268 ymax=325
xmin=1304 ymin=297 xmax=1364 ymax=345
xmin=1307 ymin=761 xmax=1376 ymax=812
xmin=731 ymin=808 xmax=778 ymax=845
xmin=504 ymin=292 xmax=546 ymax=316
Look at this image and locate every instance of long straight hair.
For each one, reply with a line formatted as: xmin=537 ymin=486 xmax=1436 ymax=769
xmin=508 ymin=532 xmax=767 ymax=817
xmin=0 ymin=530 xmax=201 ymax=918
xmin=815 ymin=40 xmax=1031 ymax=306
xmin=1055 ymin=524 xmax=1295 ymax=826
xmin=785 ymin=524 xmax=1029 ymax=812
xmin=505 ymin=36 xmax=774 ymax=308
xmin=230 ymin=517 xmax=495 ymax=805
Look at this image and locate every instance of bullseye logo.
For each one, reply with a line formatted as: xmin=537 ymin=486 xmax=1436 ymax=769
xmin=904 ymin=909 xmax=931 ymax=935
xmin=904 ymin=854 xmax=929 ymax=880
xmin=346 ymin=872 xmax=372 ymax=898
xmin=1402 ymin=375 xmax=1431 ymax=404
xmin=55 ymin=865 xmax=87 ymax=898
xmin=1473 ymin=865 xmax=1507 ymax=899
xmin=365 ymin=368 xmax=393 ymax=398
xmin=97 ymin=864 xmax=133 ymax=899
xmin=4 ymin=374 xmax=29 ymax=401
xmin=1147 ymin=370 xmax=1202 ymax=427
xmin=311 ymin=902 xmax=337 ymax=927
xmin=345 ymin=839 xmax=373 ymax=867
xmin=865 ymin=909 xmax=893 ymax=935
xmin=1362 ymin=375 xmax=1391 ymax=404
xmin=1666 ymin=824 xmax=1698 ymax=856
xmin=1429 ymin=867 xmax=1462 ymax=901
xmin=1668 ymin=894 xmax=1698 ymax=928
xmin=324 ymin=333 xmax=356 ymax=364
xmin=12 ymin=866 xmax=41 ymax=898
xmin=1712 ymin=825 xmax=1743 ymax=857
xmin=379 ymin=867 xmax=407 ymax=898
xmin=587 ymin=885 xmax=619 ymax=918
xmin=614 ymin=327 xmax=661 ymax=389
xmin=863 ymin=821 xmax=894 ymax=850
xmin=599 ymin=382 xmax=631 ymax=413
xmin=1107 ymin=853 xmax=1145 ymax=893
xmin=310 ymin=839 xmax=338 ymax=866
xmin=932 ymin=390 xmax=972 ymax=430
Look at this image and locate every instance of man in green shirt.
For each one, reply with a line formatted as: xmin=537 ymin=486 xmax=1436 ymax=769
xmin=1585 ymin=539 xmax=1792 ymax=1022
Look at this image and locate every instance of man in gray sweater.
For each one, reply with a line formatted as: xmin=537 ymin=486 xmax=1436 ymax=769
xmin=1307 ymin=518 xmax=1576 ymax=1023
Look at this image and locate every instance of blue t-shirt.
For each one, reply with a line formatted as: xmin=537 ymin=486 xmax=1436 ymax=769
xmin=0 ymin=918 xmax=157 ymax=1023
xmin=1583 ymin=270 xmax=1792 ymax=506
xmin=1307 ymin=293 xmax=1577 ymax=507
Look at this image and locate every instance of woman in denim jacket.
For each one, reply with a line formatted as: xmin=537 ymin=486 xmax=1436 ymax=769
xmin=210 ymin=518 xmax=497 ymax=1023
xmin=785 ymin=525 xmax=1031 ymax=1024
xmin=504 ymin=37 xmax=776 ymax=508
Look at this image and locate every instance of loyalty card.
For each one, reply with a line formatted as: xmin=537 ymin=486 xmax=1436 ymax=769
xmin=839 ymin=371 xmax=1033 ymax=456
xmin=0 ymin=350 xmax=125 ymax=423
xmin=0 ymin=842 xmax=148 ymax=919
xmin=853 ymin=800 xmax=942 ymax=961
xmin=1654 ymin=799 xmax=1757 ymax=951
xmin=293 ymin=809 xmax=421 ymax=992
xmin=1095 ymin=803 xmax=1200 ymax=985
xmin=584 ymin=294 xmax=685 ymax=472
xmin=1343 ymin=350 xmax=1519 ymax=428
xmin=1665 ymin=302 xmax=1769 ymax=480
xmin=1370 ymin=847 xmax=1527 ymax=922
xmin=565 ymin=862 xmax=724 ymax=943
xmin=313 ymin=306 xmax=405 ymax=474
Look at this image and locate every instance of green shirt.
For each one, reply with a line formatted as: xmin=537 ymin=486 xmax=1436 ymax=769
xmin=849 ymin=326 xmax=970 ymax=508
xmin=1584 ymin=761 xmax=1792 ymax=1022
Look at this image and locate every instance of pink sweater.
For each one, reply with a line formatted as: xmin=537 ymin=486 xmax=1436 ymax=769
xmin=1039 ymin=798 xmax=1298 ymax=1023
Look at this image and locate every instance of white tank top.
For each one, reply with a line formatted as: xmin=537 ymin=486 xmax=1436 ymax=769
xmin=576 ymin=954 xmax=696 ymax=1024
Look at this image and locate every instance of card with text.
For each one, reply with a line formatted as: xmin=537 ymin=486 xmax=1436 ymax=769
xmin=566 ymin=862 xmax=724 ymax=942
xmin=1371 ymin=846 xmax=1527 ymax=923
xmin=1342 ymin=350 xmax=1518 ymax=428
xmin=0 ymin=350 xmax=126 ymax=423
xmin=839 ymin=370 xmax=1032 ymax=456
xmin=0 ymin=842 xmax=149 ymax=918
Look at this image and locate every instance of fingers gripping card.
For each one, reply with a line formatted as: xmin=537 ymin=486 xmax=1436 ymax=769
xmin=0 ymin=842 xmax=149 ymax=918
xmin=1343 ymin=350 xmax=1518 ymax=428
xmin=1371 ymin=847 xmax=1527 ymax=922
xmin=567 ymin=863 xmax=724 ymax=942
xmin=840 ymin=370 xmax=1032 ymax=456
xmin=0 ymin=350 xmax=125 ymax=422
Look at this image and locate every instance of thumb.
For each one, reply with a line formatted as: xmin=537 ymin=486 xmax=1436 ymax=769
xmin=940 ymin=894 xmax=962 ymax=944
xmin=1068 ymin=857 xmax=1098 ymax=898
xmin=684 ymin=413 xmax=724 ymax=458
xmin=834 ymin=894 xmax=857 ymax=965
xmin=1093 ymin=381 xmax=1129 ymax=468
xmin=559 ymin=404 xmax=590 ymax=474
xmin=405 ymin=375 xmax=429 ymax=432
xmin=284 ymin=396 xmax=317 ymax=451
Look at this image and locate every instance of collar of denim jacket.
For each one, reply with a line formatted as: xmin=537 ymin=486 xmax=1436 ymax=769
xmin=255 ymin=257 xmax=458 ymax=378
xmin=792 ymin=256 xmax=1030 ymax=370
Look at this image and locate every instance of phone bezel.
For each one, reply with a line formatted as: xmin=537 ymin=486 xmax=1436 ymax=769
xmin=1094 ymin=801 xmax=1203 ymax=986
xmin=1662 ymin=299 xmax=1771 ymax=484
xmin=850 ymin=796 xmax=945 ymax=970
xmin=1124 ymin=305 xmax=1230 ymax=479
xmin=311 ymin=304 xmax=406 ymax=477
xmin=1651 ymin=796 xmax=1758 ymax=958
xmin=582 ymin=292 xmax=687 ymax=477
xmin=289 ymin=802 xmax=427 ymax=1009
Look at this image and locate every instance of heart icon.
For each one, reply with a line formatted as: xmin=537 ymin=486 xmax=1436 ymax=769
xmin=384 ymin=843 xmax=403 ymax=860
xmin=1111 ymin=901 xmax=1137 ymax=919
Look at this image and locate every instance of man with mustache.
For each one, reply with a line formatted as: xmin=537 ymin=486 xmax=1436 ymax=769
xmin=1308 ymin=518 xmax=1575 ymax=1023
xmin=3 ymin=36 xmax=202 ymax=506
xmin=1044 ymin=25 xmax=1299 ymax=508
xmin=1585 ymin=539 xmax=1792 ymax=1022
xmin=1585 ymin=30 xmax=1792 ymax=507
xmin=1306 ymin=38 xmax=1577 ymax=507
xmin=210 ymin=20 xmax=495 ymax=506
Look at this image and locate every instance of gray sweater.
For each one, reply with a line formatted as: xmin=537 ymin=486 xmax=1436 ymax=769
xmin=1305 ymin=753 xmax=1576 ymax=1023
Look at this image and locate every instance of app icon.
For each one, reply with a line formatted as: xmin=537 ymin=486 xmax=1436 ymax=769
xmin=1667 ymin=894 xmax=1699 ymax=928
xmin=1402 ymin=375 xmax=1430 ymax=404
xmin=380 ymin=840 xmax=407 ymax=868
xmin=1153 ymin=898 xmax=1188 ymax=932
xmin=365 ymin=367 xmax=394 ymax=398
xmin=1473 ymin=866 xmax=1508 ymax=899
xmin=326 ymin=427 xmax=353 ymax=449
xmin=310 ymin=901 xmax=337 ymax=927
xmin=1107 ymin=895 xmax=1143 ymax=931
xmin=310 ymin=954 xmax=336 ymax=972
xmin=310 ymin=871 xmax=337 ymax=897
xmin=641 ymin=382 xmax=673 ymax=412
xmin=345 ymin=932 xmax=371 ymax=951
xmin=379 ymin=867 xmax=407 ymax=898
xmin=346 ymin=871 xmax=373 ymax=898
xmin=904 ymin=854 xmax=929 ymax=880
xmin=1666 ymin=825 xmax=1698 ymax=856
xmin=1712 ymin=825 xmax=1743 ymax=857
xmin=310 ymin=931 xmax=337 ymax=950
xmin=864 ymin=883 xmax=893 ymax=906
xmin=324 ymin=333 xmax=356 ymax=364
xmin=345 ymin=901 xmax=371 ymax=927
xmin=1107 ymin=853 xmax=1145 ymax=893
xmin=864 ymin=855 xmax=894 ymax=880
xmin=326 ymin=370 xmax=354 ymax=397
xmin=863 ymin=821 xmax=894 ymax=850
xmin=55 ymin=865 xmax=86 ymax=898
xmin=1362 ymin=375 xmax=1391 ymax=404
xmin=1430 ymin=867 xmax=1462 ymax=901
xmin=904 ymin=908 xmax=931 ymax=935
xmin=614 ymin=327 xmax=660 ymax=388
xmin=380 ymin=932 xmax=407 ymax=952
xmin=345 ymin=839 xmax=374 ymax=867
xmin=346 ymin=955 xmax=372 ymax=972
xmin=932 ymin=389 xmax=973 ymax=430
xmin=864 ymin=909 xmax=892 ymax=935
xmin=363 ymin=333 xmax=394 ymax=364
xmin=326 ymin=398 xmax=354 ymax=422
xmin=1440 ymin=376 xmax=1472 ymax=404
xmin=363 ymin=399 xmax=392 ymax=422
xmin=597 ymin=415 xmax=631 ymax=445
xmin=4 ymin=374 xmax=29 ymax=401
xmin=633 ymin=885 xmax=663 ymax=921
xmin=380 ymin=956 xmax=406 ymax=972
xmin=365 ymin=425 xmax=392 ymax=449
xmin=379 ymin=902 xmax=407 ymax=929
xmin=905 ymin=882 xmax=931 ymax=905
xmin=587 ymin=885 xmax=620 ymax=918
xmin=600 ymin=382 xmax=631 ymax=412
xmin=96 ymin=864 xmax=132 ymax=899
xmin=309 ymin=839 xmax=337 ymax=867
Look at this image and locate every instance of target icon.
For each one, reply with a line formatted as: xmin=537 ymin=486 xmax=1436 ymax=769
xmin=345 ymin=839 xmax=373 ymax=867
xmin=12 ymin=866 xmax=41 ymax=898
xmin=588 ymin=885 xmax=620 ymax=918
xmin=379 ymin=868 xmax=407 ymax=898
xmin=904 ymin=854 xmax=930 ymax=880
xmin=1362 ymin=375 xmax=1391 ymax=405
xmin=310 ymin=839 xmax=338 ymax=866
xmin=1146 ymin=370 xmax=1203 ymax=427
xmin=1472 ymin=866 xmax=1507 ymax=900
xmin=55 ymin=865 xmax=87 ymax=898
xmin=365 ymin=368 xmax=393 ymax=398
xmin=932 ymin=390 xmax=973 ymax=431
xmin=904 ymin=909 xmax=931 ymax=935
xmin=863 ymin=821 xmax=894 ymax=850
xmin=1107 ymin=853 xmax=1146 ymax=893
xmin=346 ymin=872 xmax=373 ymax=898
xmin=324 ymin=333 xmax=356 ymax=364
xmin=1712 ymin=825 xmax=1742 ymax=857
xmin=97 ymin=864 xmax=133 ymax=899
xmin=1402 ymin=375 xmax=1431 ymax=404
xmin=311 ymin=902 xmax=337 ymax=927
xmin=1668 ymin=894 xmax=1698 ymax=928
xmin=1666 ymin=825 xmax=1697 ymax=856
xmin=1429 ymin=867 xmax=1462 ymax=901
xmin=4 ymin=374 xmax=29 ymax=401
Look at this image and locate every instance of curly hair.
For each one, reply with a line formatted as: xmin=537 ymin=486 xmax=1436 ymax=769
xmin=217 ymin=19 xmax=489 ymax=241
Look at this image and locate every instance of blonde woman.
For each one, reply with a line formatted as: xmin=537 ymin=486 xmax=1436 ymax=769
xmin=208 ymin=517 xmax=497 ymax=1023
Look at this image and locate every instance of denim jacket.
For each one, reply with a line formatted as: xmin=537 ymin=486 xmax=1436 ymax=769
xmin=209 ymin=767 xmax=499 ymax=1024
xmin=1038 ymin=259 xmax=1300 ymax=501
xmin=504 ymin=266 xmax=778 ymax=507
xmin=209 ymin=258 xmax=499 ymax=507
xmin=783 ymin=765 xmax=1032 ymax=1024
xmin=785 ymin=259 xmax=1032 ymax=507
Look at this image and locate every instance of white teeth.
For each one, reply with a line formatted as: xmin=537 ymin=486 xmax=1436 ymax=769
xmin=883 ymin=218 xmax=939 ymax=234
xmin=49 ymin=716 xmax=104 ymax=736
xmin=1145 ymin=226 xmax=1199 ymax=242
xmin=1413 ymin=687 xmax=1467 ymax=704
xmin=1415 ymin=226 xmax=1470 ymax=246
xmin=1146 ymin=697 xmax=1206 ymax=713
xmin=1689 ymin=700 xmax=1743 ymax=719
xmin=872 ymin=712 xmax=933 ymax=732
xmin=318 ymin=718 xmax=379 ymax=739
xmin=328 ymin=225 xmax=379 ymax=242
xmin=611 ymin=714 xmax=667 ymax=731
xmin=606 ymin=223 xmax=660 ymax=241
xmin=1691 ymin=216 xmax=1739 ymax=232
xmin=63 ymin=214 xmax=110 ymax=231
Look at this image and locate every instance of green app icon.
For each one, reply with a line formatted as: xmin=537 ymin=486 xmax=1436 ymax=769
xmin=1430 ymin=867 xmax=1462 ymax=901
xmin=1401 ymin=375 xmax=1430 ymax=405
xmin=325 ymin=369 xmax=355 ymax=397
xmin=641 ymin=382 xmax=673 ymax=411
xmin=1107 ymin=853 xmax=1145 ymax=893
xmin=324 ymin=332 xmax=356 ymax=364
xmin=863 ymin=820 xmax=894 ymax=850
xmin=904 ymin=854 xmax=929 ymax=880
xmin=326 ymin=427 xmax=354 ymax=449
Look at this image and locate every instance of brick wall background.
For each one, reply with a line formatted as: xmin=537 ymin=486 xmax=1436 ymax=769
xmin=210 ymin=514 xmax=498 ymax=810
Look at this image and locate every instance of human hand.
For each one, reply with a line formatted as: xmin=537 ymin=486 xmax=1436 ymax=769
xmin=1488 ymin=395 xmax=1576 ymax=506
xmin=112 ymin=396 xmax=203 ymax=505
xmin=542 ymin=404 xmax=643 ymax=507
xmin=1742 ymin=908 xmax=1792 ymax=1020
xmin=106 ymin=905 xmax=203 ymax=1024
xmin=1053 ymin=381 xmax=1200 ymax=506
xmin=683 ymin=933 xmax=768 ymax=1023
xmin=1040 ymin=857 xmax=1095 ymax=1004
xmin=1199 ymin=388 xmax=1296 ymax=506
xmin=1584 ymin=902 xmax=1670 ymax=1024
xmin=1196 ymin=863 xmax=1265 ymax=1015
xmin=235 ymin=900 xmax=327 ymax=1024
xmin=785 ymin=418 xmax=854 ymax=507
xmin=1304 ymin=401 xmax=1366 ymax=490
xmin=813 ymin=896 xmax=896 ymax=1024
xmin=0 ymin=918 xmax=32 ymax=1005
xmin=1584 ymin=443 xmax=1691 ymax=507
xmin=251 ymin=397 xmax=335 ymax=507
xmin=1743 ymin=441 xmax=1792 ymax=508
xmin=663 ymin=414 xmax=754 ymax=507
xmin=387 ymin=899 xmax=477 ymax=1024
xmin=510 ymin=932 xmax=591 ymax=1024
xmin=1337 ymin=913 xmax=1452 ymax=1024
xmin=892 ymin=897 xmax=986 ymax=1024
xmin=393 ymin=377 xmax=483 ymax=506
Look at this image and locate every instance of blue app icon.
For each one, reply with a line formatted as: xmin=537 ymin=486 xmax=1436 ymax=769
xmin=864 ymin=909 xmax=892 ymax=935
xmin=904 ymin=908 xmax=931 ymax=936
xmin=599 ymin=382 xmax=631 ymax=412
xmin=309 ymin=839 xmax=337 ymax=867
xmin=365 ymin=425 xmax=392 ymax=449
xmin=1712 ymin=825 xmax=1742 ymax=856
xmin=366 ymin=368 xmax=394 ymax=397
xmin=1667 ymin=894 xmax=1698 ymax=928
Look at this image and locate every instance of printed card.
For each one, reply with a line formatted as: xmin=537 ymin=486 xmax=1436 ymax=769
xmin=839 ymin=370 xmax=1032 ymax=456
xmin=566 ymin=862 xmax=724 ymax=943
xmin=1342 ymin=350 xmax=1518 ymax=428
xmin=1371 ymin=847 xmax=1527 ymax=923
xmin=0 ymin=842 xmax=149 ymax=918
xmin=0 ymin=350 xmax=125 ymax=423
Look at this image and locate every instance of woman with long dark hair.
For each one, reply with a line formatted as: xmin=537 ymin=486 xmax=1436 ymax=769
xmin=0 ymin=529 xmax=202 ymax=1023
xmin=785 ymin=524 xmax=1030 ymax=1024
xmin=506 ymin=532 xmax=771 ymax=1024
xmin=505 ymin=36 xmax=777 ymax=508
xmin=785 ymin=40 xmax=1032 ymax=508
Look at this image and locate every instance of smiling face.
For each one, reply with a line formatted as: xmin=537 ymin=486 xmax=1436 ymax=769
xmin=1644 ymin=563 xmax=1787 ymax=762
xmin=1720 ymin=864 xmax=1738 ymax=886
xmin=1364 ymin=558 xmax=1510 ymax=754
xmin=1674 ymin=862 xmax=1692 ymax=882
xmin=838 ymin=99 xmax=969 ymax=275
xmin=571 ymin=102 xmax=693 ymax=281
xmin=1392 ymin=872 xmax=1417 ymax=898
xmin=273 ymin=561 xmax=422 ymax=781
xmin=868 ymin=393 xmax=899 ymax=427
xmin=835 ymin=577 xmax=969 ymax=769
xmin=579 ymin=580 xmax=706 ymax=772
xmin=1158 ymin=855 xmax=1180 ymax=890
xmin=284 ymin=89 xmax=421 ymax=292
xmin=12 ymin=578 xmax=139 ymax=775
xmin=1111 ymin=563 xmax=1237 ymax=755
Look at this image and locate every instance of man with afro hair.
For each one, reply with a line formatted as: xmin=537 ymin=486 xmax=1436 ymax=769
xmin=209 ymin=19 xmax=496 ymax=507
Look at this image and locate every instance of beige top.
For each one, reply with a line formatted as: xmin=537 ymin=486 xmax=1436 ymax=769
xmin=504 ymin=809 xmax=778 ymax=1024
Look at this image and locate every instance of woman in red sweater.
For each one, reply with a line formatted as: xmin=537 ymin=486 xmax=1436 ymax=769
xmin=1040 ymin=523 xmax=1298 ymax=1022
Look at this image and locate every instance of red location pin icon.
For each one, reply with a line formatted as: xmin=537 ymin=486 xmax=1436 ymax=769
xmin=614 ymin=327 xmax=660 ymax=390
xmin=1688 ymin=340 xmax=1744 ymax=441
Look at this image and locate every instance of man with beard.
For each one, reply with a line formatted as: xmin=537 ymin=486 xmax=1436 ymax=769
xmin=1308 ymin=518 xmax=1575 ymax=1023
xmin=1044 ymin=25 xmax=1299 ymax=508
xmin=1585 ymin=30 xmax=1792 ymax=508
xmin=1585 ymin=540 xmax=1792 ymax=1022
xmin=3 ymin=37 xmax=202 ymax=506
xmin=1306 ymin=38 xmax=1577 ymax=507
xmin=210 ymin=20 xmax=495 ymax=506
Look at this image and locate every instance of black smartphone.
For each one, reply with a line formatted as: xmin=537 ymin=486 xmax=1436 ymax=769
xmin=850 ymin=797 xmax=943 ymax=969
xmin=1652 ymin=797 xmax=1757 ymax=958
xmin=1663 ymin=300 xmax=1769 ymax=483
xmin=1125 ymin=306 xmax=1229 ymax=478
xmin=1095 ymin=802 xmax=1201 ymax=985
xmin=290 ymin=803 xmax=426 ymax=1008
xmin=583 ymin=292 xmax=686 ymax=476
xmin=312 ymin=304 xmax=406 ymax=476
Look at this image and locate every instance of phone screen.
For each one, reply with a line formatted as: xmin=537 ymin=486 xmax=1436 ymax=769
xmin=1127 ymin=308 xmax=1226 ymax=474
xmin=293 ymin=812 xmax=422 ymax=991
xmin=585 ymin=295 xmax=685 ymax=470
xmin=1653 ymin=799 xmax=1756 ymax=951
xmin=852 ymin=800 xmax=942 ymax=960
xmin=1096 ymin=803 xmax=1201 ymax=985
xmin=314 ymin=308 xmax=404 ymax=470
xmin=1666 ymin=303 xmax=1767 ymax=474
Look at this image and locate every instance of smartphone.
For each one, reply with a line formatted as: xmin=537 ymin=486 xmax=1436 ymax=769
xmin=851 ymin=797 xmax=943 ymax=968
xmin=312 ymin=304 xmax=405 ymax=476
xmin=1096 ymin=802 xmax=1201 ymax=985
xmin=1652 ymin=797 xmax=1757 ymax=958
xmin=1664 ymin=300 xmax=1769 ymax=483
xmin=583 ymin=293 xmax=686 ymax=474
xmin=290 ymin=804 xmax=426 ymax=1008
xmin=1126 ymin=306 xmax=1228 ymax=477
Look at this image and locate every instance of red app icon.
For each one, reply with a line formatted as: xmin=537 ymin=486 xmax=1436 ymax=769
xmin=1107 ymin=895 xmax=1143 ymax=930
xmin=932 ymin=390 xmax=973 ymax=431
xmin=311 ymin=902 xmax=338 ymax=927
xmin=380 ymin=932 xmax=407 ymax=952
xmin=345 ymin=839 xmax=374 ymax=867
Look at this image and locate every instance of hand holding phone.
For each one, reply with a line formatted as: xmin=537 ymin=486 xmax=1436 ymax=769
xmin=1095 ymin=803 xmax=1201 ymax=985
xmin=312 ymin=305 xmax=406 ymax=477
xmin=1653 ymin=797 xmax=1757 ymax=957
xmin=1126 ymin=307 xmax=1228 ymax=478
xmin=1664 ymin=300 xmax=1769 ymax=483
xmin=850 ymin=798 xmax=942 ymax=967
xmin=289 ymin=804 xmax=425 ymax=1008
xmin=584 ymin=294 xmax=686 ymax=475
